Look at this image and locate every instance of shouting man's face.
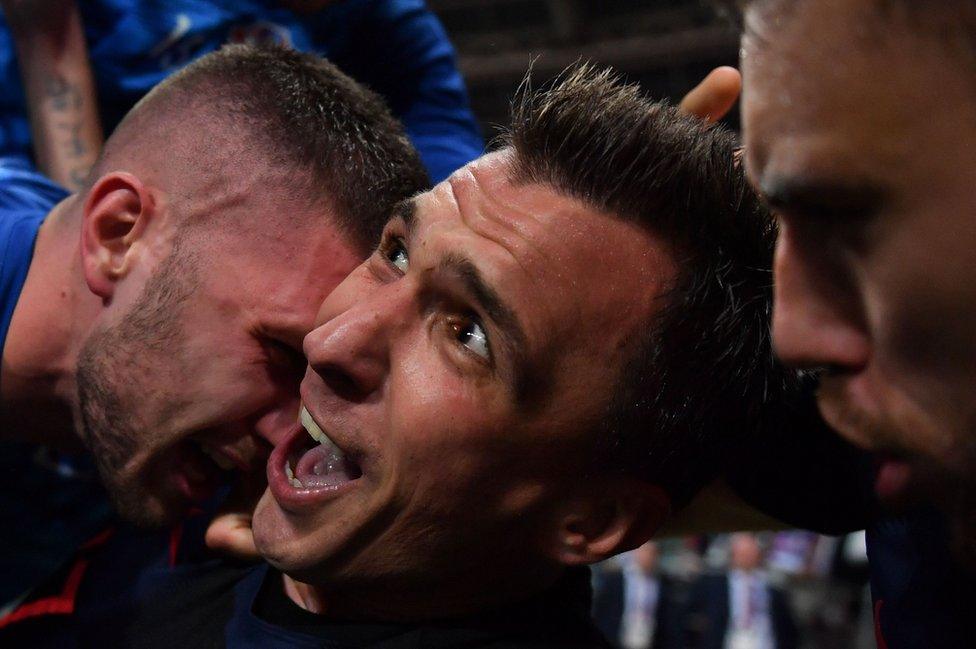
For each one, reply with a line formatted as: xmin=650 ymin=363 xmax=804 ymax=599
xmin=77 ymin=179 xmax=362 ymax=526
xmin=252 ymin=151 xmax=675 ymax=617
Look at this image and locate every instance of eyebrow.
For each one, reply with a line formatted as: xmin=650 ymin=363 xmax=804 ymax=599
xmin=390 ymin=198 xmax=417 ymax=237
xmin=760 ymin=176 xmax=887 ymax=222
xmin=438 ymin=252 xmax=532 ymax=390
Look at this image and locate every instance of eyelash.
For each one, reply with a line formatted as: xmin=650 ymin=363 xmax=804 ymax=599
xmin=447 ymin=315 xmax=492 ymax=365
xmin=378 ymin=232 xmax=407 ymax=271
xmin=375 ymin=227 xmax=494 ymax=369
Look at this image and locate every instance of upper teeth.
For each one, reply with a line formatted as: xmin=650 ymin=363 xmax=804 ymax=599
xmin=300 ymin=406 xmax=339 ymax=454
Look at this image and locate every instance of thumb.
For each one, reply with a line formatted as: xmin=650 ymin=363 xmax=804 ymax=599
xmin=205 ymin=510 xmax=259 ymax=560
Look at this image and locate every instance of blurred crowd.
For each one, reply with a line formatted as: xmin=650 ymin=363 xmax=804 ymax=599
xmin=592 ymin=532 xmax=875 ymax=649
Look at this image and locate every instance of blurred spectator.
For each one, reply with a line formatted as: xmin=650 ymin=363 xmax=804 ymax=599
xmin=592 ymin=542 xmax=687 ymax=649
xmin=618 ymin=542 xmax=684 ymax=649
xmin=0 ymin=0 xmax=483 ymax=183
xmin=685 ymin=533 xmax=798 ymax=649
xmin=592 ymin=555 xmax=627 ymax=644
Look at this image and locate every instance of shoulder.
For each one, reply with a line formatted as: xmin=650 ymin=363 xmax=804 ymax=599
xmin=0 ymin=157 xmax=68 ymax=216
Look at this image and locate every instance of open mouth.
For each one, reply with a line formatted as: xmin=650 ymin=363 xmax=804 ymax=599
xmin=171 ymin=439 xmax=233 ymax=504
xmin=267 ymin=406 xmax=363 ymax=512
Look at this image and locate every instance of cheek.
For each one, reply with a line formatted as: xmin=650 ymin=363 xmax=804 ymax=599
xmin=385 ymin=350 xmax=513 ymax=499
xmin=867 ymin=264 xmax=976 ymax=408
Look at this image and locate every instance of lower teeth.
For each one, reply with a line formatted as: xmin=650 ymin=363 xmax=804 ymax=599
xmin=285 ymin=460 xmax=304 ymax=488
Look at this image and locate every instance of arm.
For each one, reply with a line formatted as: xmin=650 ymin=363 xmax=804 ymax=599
xmin=3 ymin=0 xmax=103 ymax=191
xmin=328 ymin=0 xmax=483 ymax=182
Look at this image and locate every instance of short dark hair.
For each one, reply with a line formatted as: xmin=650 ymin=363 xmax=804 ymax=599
xmin=105 ymin=44 xmax=430 ymax=251
xmin=506 ymin=64 xmax=801 ymax=508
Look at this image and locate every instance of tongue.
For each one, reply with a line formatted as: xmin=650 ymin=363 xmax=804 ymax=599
xmin=294 ymin=443 xmax=358 ymax=488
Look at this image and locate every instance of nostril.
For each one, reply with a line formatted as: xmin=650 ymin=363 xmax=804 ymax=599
xmin=318 ymin=364 xmax=366 ymax=402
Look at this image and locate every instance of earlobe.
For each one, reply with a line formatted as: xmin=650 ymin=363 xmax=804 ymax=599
xmin=549 ymin=478 xmax=671 ymax=566
xmin=81 ymin=172 xmax=156 ymax=300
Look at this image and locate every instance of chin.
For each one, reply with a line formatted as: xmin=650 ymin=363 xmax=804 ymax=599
xmin=252 ymin=492 xmax=299 ymax=569
xmin=107 ymin=486 xmax=178 ymax=528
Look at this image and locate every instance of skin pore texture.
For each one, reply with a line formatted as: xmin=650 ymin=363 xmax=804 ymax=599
xmin=741 ymin=0 xmax=976 ymax=556
xmin=0 ymin=107 xmax=363 ymax=526
xmin=252 ymin=150 xmax=674 ymax=621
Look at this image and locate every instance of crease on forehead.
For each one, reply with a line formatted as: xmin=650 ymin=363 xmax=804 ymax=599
xmin=445 ymin=155 xmax=555 ymax=280
xmin=448 ymin=151 xmax=632 ymax=292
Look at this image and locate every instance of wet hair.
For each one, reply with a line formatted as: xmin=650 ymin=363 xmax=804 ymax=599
xmin=98 ymin=44 xmax=430 ymax=252
xmin=505 ymin=64 xmax=802 ymax=508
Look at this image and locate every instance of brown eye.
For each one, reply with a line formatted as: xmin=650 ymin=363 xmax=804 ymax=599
xmin=385 ymin=238 xmax=409 ymax=273
xmin=452 ymin=318 xmax=490 ymax=360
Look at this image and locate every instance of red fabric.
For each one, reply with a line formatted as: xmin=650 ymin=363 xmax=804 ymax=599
xmin=168 ymin=522 xmax=184 ymax=568
xmin=0 ymin=527 xmax=113 ymax=629
xmin=874 ymin=599 xmax=889 ymax=649
xmin=80 ymin=528 xmax=114 ymax=551
xmin=0 ymin=559 xmax=89 ymax=628
xmin=167 ymin=507 xmax=204 ymax=568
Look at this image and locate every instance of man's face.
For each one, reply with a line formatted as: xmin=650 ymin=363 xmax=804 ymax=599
xmin=78 ymin=187 xmax=362 ymax=526
xmin=252 ymin=151 xmax=674 ymax=607
xmin=729 ymin=533 xmax=762 ymax=572
xmin=742 ymin=0 xmax=976 ymax=512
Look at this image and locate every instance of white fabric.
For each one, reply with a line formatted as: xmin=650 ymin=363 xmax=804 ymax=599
xmin=725 ymin=570 xmax=775 ymax=649
xmin=620 ymin=561 xmax=661 ymax=649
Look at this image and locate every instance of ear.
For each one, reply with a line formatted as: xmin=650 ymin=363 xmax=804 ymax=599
xmin=546 ymin=477 xmax=671 ymax=567
xmin=81 ymin=172 xmax=156 ymax=300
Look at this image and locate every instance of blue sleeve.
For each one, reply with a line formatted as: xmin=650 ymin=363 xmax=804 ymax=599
xmin=323 ymin=0 xmax=483 ymax=182
xmin=0 ymin=157 xmax=66 ymax=358
xmin=0 ymin=157 xmax=68 ymax=214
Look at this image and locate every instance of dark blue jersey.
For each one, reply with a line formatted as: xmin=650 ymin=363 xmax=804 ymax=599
xmin=726 ymin=390 xmax=976 ymax=649
xmin=0 ymin=508 xmax=612 ymax=648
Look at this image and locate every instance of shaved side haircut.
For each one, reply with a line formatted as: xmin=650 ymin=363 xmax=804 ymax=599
xmin=95 ymin=44 xmax=429 ymax=251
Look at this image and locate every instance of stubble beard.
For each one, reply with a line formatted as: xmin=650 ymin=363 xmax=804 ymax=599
xmin=76 ymin=237 xmax=199 ymax=527
xmin=819 ymin=381 xmax=976 ymax=568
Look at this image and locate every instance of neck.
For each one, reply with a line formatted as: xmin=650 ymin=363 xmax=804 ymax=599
xmin=280 ymin=560 xmax=566 ymax=623
xmin=0 ymin=198 xmax=99 ymax=450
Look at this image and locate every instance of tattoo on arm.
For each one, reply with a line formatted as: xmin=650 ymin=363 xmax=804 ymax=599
xmin=44 ymin=74 xmax=82 ymax=111
xmin=43 ymin=72 xmax=94 ymax=188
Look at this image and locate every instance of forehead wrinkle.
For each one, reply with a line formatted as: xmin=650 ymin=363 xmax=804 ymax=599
xmin=455 ymin=164 xmax=628 ymax=348
xmin=443 ymin=170 xmax=560 ymax=404
xmin=451 ymin=165 xmax=558 ymax=284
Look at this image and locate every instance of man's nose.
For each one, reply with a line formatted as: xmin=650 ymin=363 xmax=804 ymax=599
xmin=772 ymin=226 xmax=870 ymax=372
xmin=303 ymin=284 xmax=406 ymax=401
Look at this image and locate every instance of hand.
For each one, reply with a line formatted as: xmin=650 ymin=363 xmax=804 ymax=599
xmin=677 ymin=66 xmax=742 ymax=123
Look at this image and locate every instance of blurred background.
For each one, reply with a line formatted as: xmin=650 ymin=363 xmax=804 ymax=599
xmin=430 ymin=0 xmax=741 ymax=138
xmin=589 ymin=532 xmax=875 ymax=649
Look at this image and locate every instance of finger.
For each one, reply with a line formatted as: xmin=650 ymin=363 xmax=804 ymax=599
xmin=678 ymin=66 xmax=742 ymax=123
xmin=205 ymin=510 xmax=259 ymax=560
